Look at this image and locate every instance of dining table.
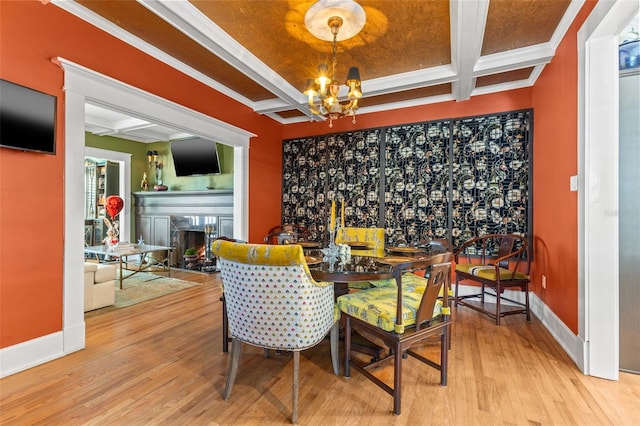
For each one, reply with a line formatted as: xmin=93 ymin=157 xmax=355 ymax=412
xmin=305 ymin=250 xmax=391 ymax=295
xmin=304 ymin=245 xmax=435 ymax=295
xmin=304 ymin=248 xmax=426 ymax=359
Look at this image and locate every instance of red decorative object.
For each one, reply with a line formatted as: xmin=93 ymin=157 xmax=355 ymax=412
xmin=105 ymin=195 xmax=124 ymax=219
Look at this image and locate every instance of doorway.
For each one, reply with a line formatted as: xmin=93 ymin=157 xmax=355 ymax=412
xmin=84 ymin=147 xmax=131 ymax=245
xmin=618 ymin=42 xmax=640 ymax=374
xmin=59 ymin=58 xmax=254 ymax=357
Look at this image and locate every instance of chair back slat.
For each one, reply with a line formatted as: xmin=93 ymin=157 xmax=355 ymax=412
xmin=497 ymin=234 xmax=516 ymax=269
xmin=392 ymin=252 xmax=452 ymax=329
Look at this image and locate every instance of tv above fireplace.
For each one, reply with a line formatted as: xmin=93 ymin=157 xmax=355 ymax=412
xmin=170 ymin=137 xmax=221 ymax=176
xmin=0 ymin=79 xmax=57 ymax=155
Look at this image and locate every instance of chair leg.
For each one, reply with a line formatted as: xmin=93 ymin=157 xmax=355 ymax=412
xmin=330 ymin=321 xmax=339 ymax=375
xmin=223 ymin=338 xmax=242 ymax=400
xmin=393 ymin=341 xmax=402 ymax=415
xmin=440 ymin=327 xmax=448 ymax=386
xmin=454 ymin=277 xmax=459 ymax=307
xmin=495 ymin=284 xmax=501 ymax=325
xmin=525 ymin=285 xmax=531 ymax=321
xmin=447 ymin=299 xmax=453 ymax=350
xmin=344 ymin=316 xmax=351 ymax=377
xmin=221 ymin=295 xmax=229 ymax=353
xmin=292 ymin=351 xmax=300 ymax=424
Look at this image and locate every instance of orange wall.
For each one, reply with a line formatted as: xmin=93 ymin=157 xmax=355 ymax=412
xmin=531 ymin=0 xmax=598 ymax=333
xmin=0 ymin=1 xmax=283 ymax=348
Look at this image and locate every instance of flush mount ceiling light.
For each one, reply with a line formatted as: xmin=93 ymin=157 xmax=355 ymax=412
xmin=303 ymin=0 xmax=366 ymax=127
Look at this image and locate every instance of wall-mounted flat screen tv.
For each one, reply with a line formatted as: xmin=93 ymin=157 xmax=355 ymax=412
xmin=170 ymin=137 xmax=222 ymax=176
xmin=0 ymin=79 xmax=57 ymax=155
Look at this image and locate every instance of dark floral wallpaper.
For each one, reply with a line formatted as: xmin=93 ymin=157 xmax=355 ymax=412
xmin=282 ymin=109 xmax=532 ymax=252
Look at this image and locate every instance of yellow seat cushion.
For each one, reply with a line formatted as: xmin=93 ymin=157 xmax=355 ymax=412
xmin=337 ymin=277 xmax=442 ymax=334
xmin=455 ymin=264 xmax=529 ymax=281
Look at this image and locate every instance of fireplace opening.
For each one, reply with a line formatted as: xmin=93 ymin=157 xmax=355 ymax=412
xmin=171 ymin=215 xmax=218 ymax=272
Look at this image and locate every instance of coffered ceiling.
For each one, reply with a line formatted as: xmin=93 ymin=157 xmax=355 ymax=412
xmin=54 ymin=0 xmax=584 ymax=131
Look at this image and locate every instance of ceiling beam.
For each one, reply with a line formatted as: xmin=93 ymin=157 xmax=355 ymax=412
xmin=137 ymin=0 xmax=312 ymax=118
xmin=450 ymin=0 xmax=489 ymax=101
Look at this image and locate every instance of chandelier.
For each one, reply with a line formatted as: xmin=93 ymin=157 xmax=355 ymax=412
xmin=303 ymin=0 xmax=365 ymax=128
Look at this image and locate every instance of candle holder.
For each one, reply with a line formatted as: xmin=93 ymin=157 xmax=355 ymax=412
xmin=322 ymin=220 xmax=350 ymax=264
xmin=202 ymin=224 xmax=217 ymax=272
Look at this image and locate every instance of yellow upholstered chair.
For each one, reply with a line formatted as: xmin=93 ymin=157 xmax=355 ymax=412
xmin=336 ymin=227 xmax=385 ymax=289
xmin=336 ymin=226 xmax=385 ymax=256
xmin=212 ymin=239 xmax=339 ymax=424
xmin=454 ymin=233 xmax=531 ymax=325
xmin=337 ymin=253 xmax=453 ymax=415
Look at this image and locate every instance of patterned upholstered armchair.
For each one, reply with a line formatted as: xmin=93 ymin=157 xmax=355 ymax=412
xmin=212 ymin=239 xmax=339 ymax=424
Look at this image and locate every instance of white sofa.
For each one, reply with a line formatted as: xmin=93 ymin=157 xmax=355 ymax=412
xmin=84 ymin=262 xmax=116 ymax=312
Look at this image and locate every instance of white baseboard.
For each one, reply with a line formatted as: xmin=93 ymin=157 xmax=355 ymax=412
xmin=530 ymin=292 xmax=585 ymax=372
xmin=0 ymin=322 xmax=86 ymax=378
xmin=1 ymin=332 xmax=64 ymax=378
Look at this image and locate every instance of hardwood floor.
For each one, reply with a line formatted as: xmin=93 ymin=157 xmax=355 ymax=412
xmin=1 ymin=270 xmax=639 ymax=425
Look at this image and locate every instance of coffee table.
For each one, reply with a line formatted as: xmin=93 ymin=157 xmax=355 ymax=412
xmin=84 ymin=244 xmax=173 ymax=288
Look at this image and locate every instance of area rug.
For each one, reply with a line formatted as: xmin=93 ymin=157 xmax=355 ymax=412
xmin=85 ymin=271 xmax=201 ymax=317
xmin=115 ymin=271 xmax=200 ymax=308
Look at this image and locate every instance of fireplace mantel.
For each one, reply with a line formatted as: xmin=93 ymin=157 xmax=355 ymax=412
xmin=133 ymin=190 xmax=233 ymax=217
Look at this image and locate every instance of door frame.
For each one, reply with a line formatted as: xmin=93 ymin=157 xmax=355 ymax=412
xmin=60 ymin=58 xmax=254 ymax=354
xmin=578 ymin=0 xmax=639 ymax=379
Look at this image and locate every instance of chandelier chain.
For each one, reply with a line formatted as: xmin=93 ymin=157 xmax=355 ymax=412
xmin=332 ymin=30 xmax=338 ymax=83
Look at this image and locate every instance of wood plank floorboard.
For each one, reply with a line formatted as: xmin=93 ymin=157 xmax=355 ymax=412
xmin=1 ymin=270 xmax=639 ymax=425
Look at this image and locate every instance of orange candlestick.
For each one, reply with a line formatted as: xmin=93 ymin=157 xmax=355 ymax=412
xmin=341 ymin=199 xmax=345 ymax=228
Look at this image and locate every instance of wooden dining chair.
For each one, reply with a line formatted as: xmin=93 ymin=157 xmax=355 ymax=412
xmin=411 ymin=238 xmax=453 ymax=254
xmin=454 ymin=233 xmax=531 ymax=325
xmin=263 ymin=223 xmax=309 ymax=245
xmin=337 ymin=253 xmax=453 ymax=415
xmin=212 ymin=239 xmax=339 ymax=424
